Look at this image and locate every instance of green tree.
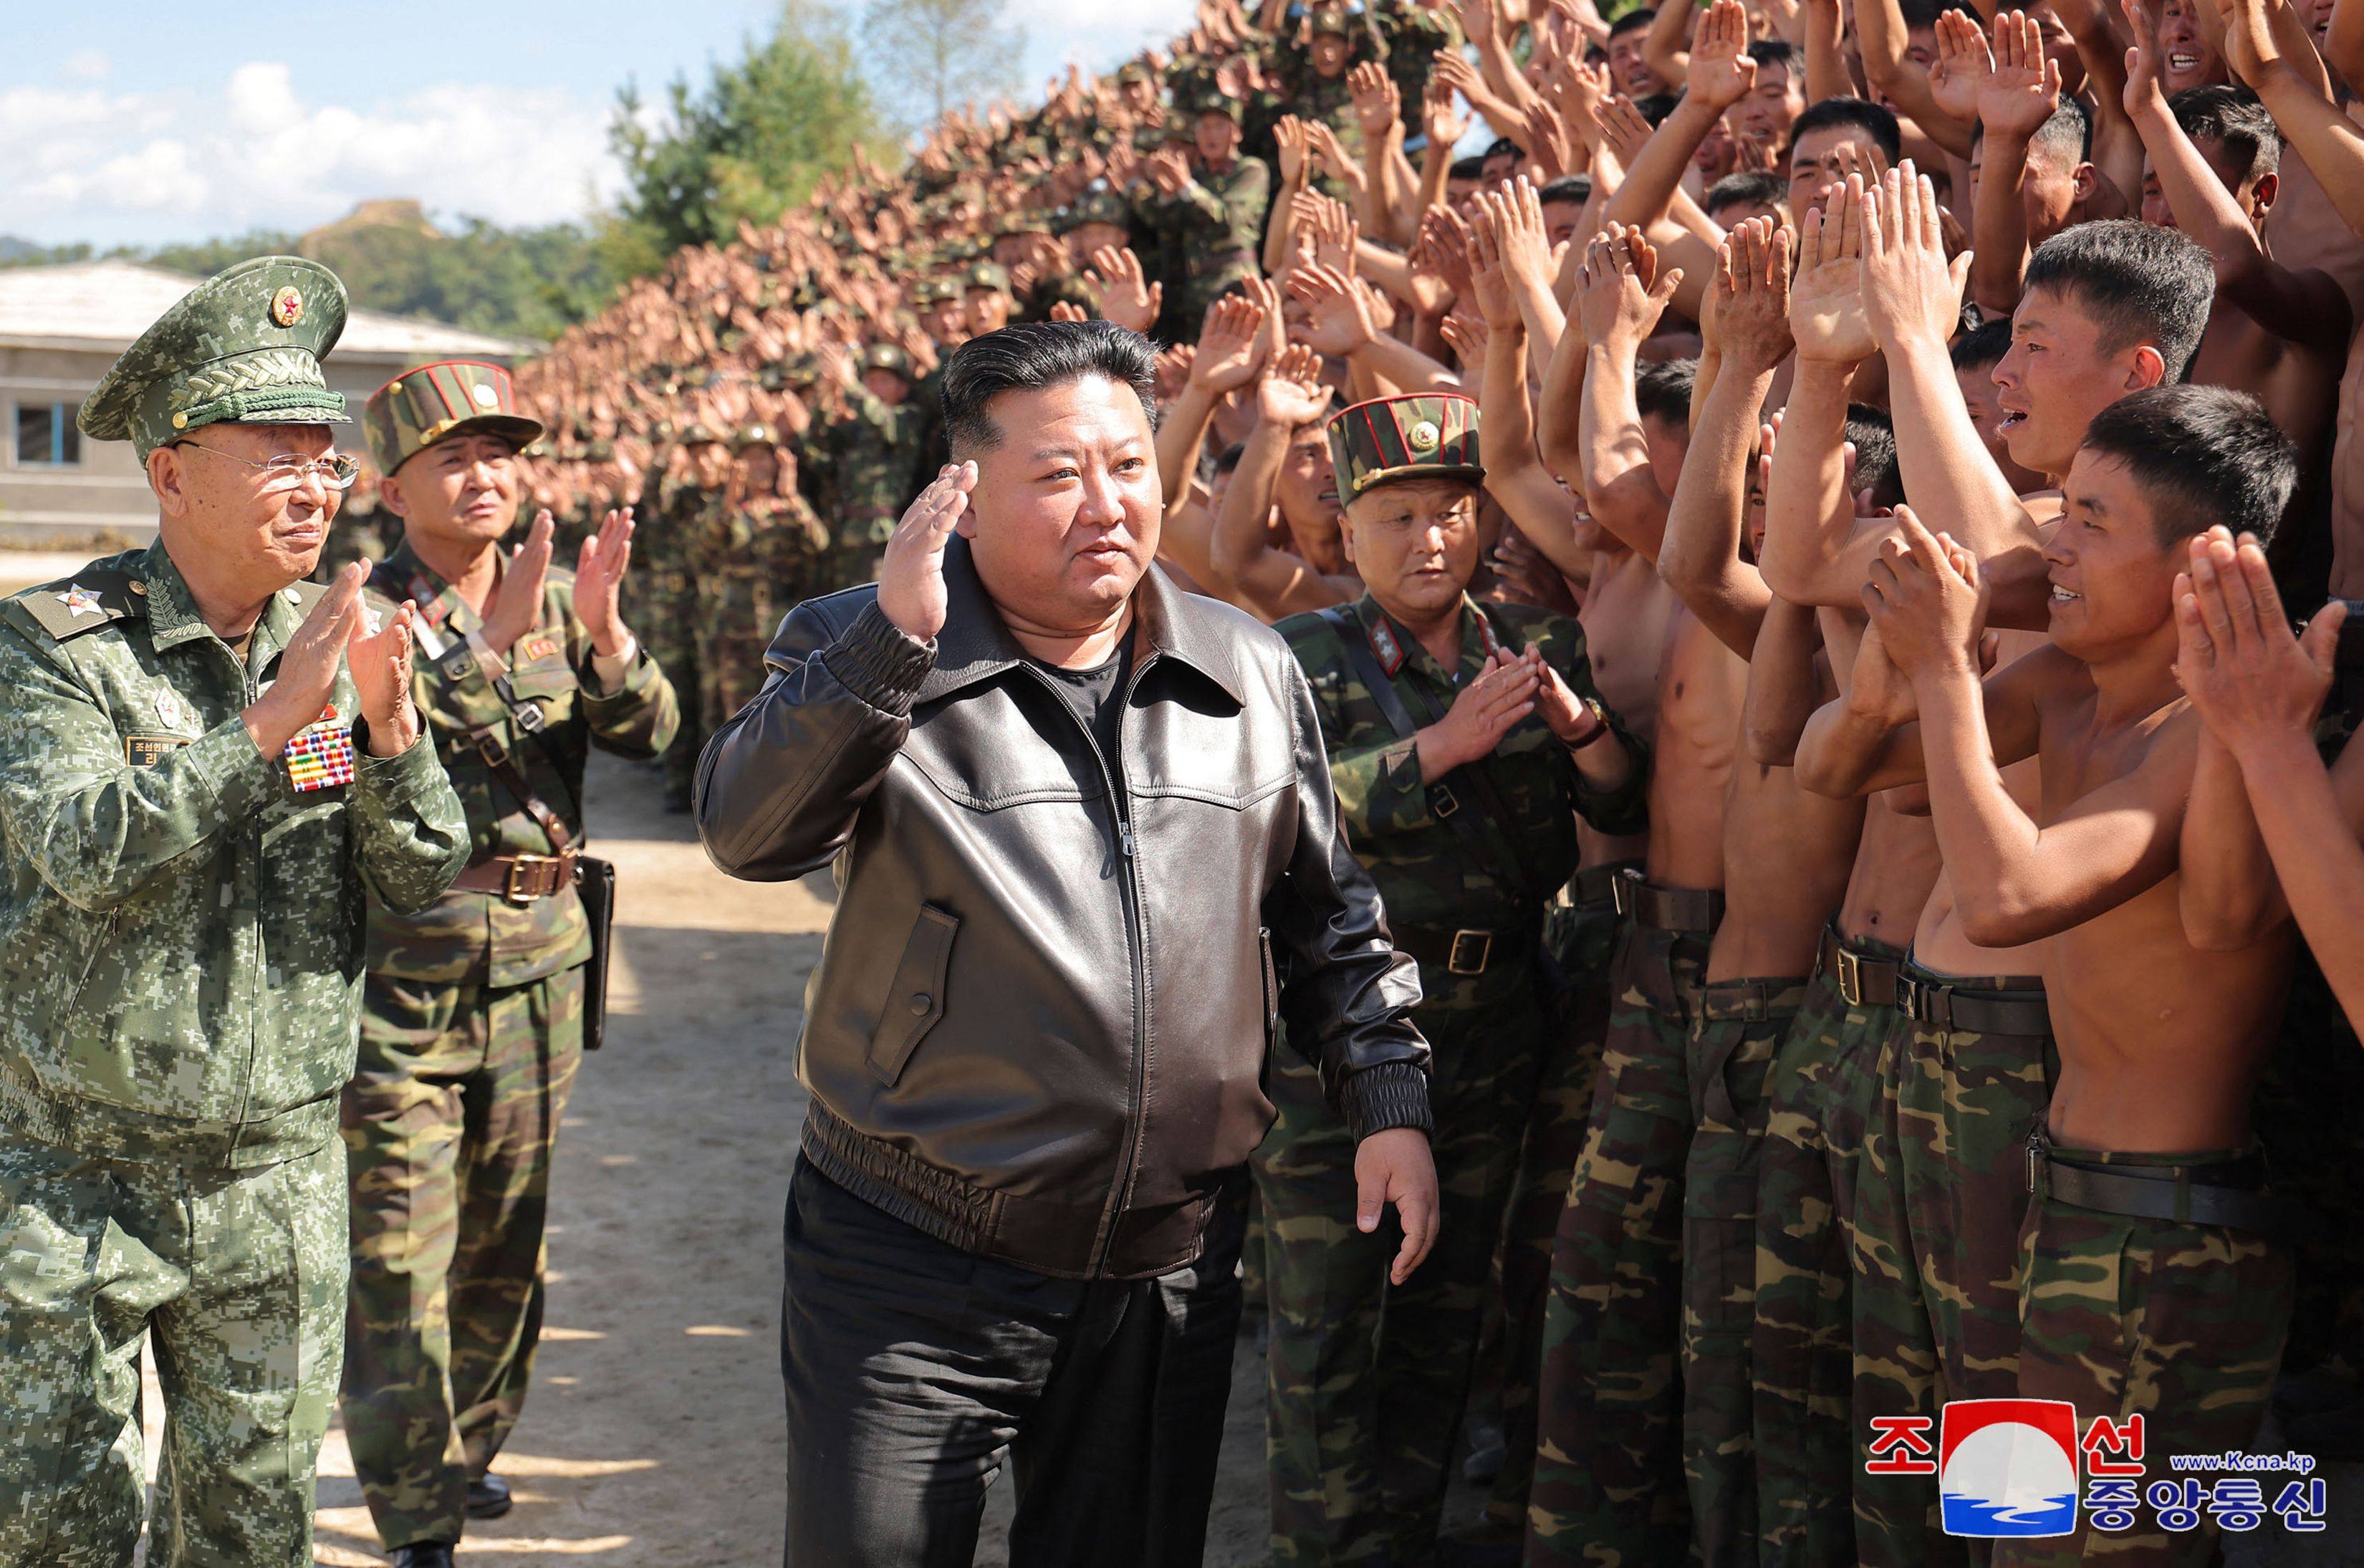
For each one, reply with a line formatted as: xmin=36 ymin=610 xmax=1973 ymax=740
xmin=607 ymin=0 xmax=893 ymax=266
xmin=860 ymin=0 xmax=1025 ymax=132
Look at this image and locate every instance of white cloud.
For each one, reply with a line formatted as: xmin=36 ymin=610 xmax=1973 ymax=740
xmin=62 ymin=49 xmax=109 ymax=82
xmin=1 ymin=60 xmax=623 ymax=244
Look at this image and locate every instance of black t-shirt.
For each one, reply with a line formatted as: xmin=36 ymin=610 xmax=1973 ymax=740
xmin=1029 ymin=634 xmax=1133 ymax=769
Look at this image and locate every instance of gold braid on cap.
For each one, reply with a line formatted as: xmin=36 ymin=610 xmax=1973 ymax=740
xmin=177 ymin=347 xmax=328 ymax=406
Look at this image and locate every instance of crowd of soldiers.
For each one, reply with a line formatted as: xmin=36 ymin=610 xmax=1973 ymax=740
xmin=16 ymin=0 xmax=2364 ymax=1560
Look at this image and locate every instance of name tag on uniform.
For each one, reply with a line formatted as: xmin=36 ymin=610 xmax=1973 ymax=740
xmin=125 ymin=735 xmax=188 ymax=766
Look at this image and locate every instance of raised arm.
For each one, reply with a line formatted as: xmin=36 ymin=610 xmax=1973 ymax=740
xmin=1658 ymin=217 xmax=1789 ymax=657
xmin=1475 ymin=215 xmax=1595 ymax=578
xmin=1158 ymin=291 xmax=1275 ymax=510
xmin=1209 ymin=344 xmax=1358 ymax=617
xmin=2123 ymin=0 xmax=2353 ymax=344
xmin=1575 ymin=224 xmax=1687 ymax=562
xmin=2224 ymin=0 xmax=2364 ymax=244
xmin=1857 ymin=0 xmax=1977 ymax=157
xmin=1969 ymin=9 xmax=2059 ymax=314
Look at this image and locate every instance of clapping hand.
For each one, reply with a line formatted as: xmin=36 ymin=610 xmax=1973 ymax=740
xmin=2175 ymin=526 xmax=2345 ymax=749
xmin=1191 ymin=295 xmax=1272 ymax=395
xmin=1860 ymin=508 xmax=1987 ymax=680
xmin=478 ymin=510 xmax=557 ymax=658
xmin=575 ymin=508 xmax=637 ymax=658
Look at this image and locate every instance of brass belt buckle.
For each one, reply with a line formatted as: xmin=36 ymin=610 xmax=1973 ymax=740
xmin=504 ymin=853 xmax=555 ymax=905
xmin=1448 ymin=930 xmax=1492 ymax=976
xmin=1835 ymin=946 xmax=1863 ymax=1009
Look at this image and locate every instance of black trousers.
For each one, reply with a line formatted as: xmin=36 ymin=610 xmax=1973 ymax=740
xmin=780 ymin=1157 xmax=1245 ymax=1567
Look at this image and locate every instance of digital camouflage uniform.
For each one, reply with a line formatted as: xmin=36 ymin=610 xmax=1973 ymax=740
xmin=1683 ymin=976 xmax=1810 ymax=1567
xmin=689 ymin=428 xmax=831 ymax=735
xmin=1481 ymin=860 xmax=1630 ymax=1539
xmin=1264 ymin=395 xmax=1648 ymax=1568
xmin=0 ymin=257 xmax=470 ymax=1568
xmin=1994 ymin=1144 xmax=2292 ymax=1568
xmin=1852 ymin=962 xmax=2053 ymax=1567
xmin=1527 ymin=885 xmax=1718 ymax=1568
xmin=1745 ymin=930 xmax=1906 ymax=1568
xmin=344 ymin=367 xmax=679 ymax=1554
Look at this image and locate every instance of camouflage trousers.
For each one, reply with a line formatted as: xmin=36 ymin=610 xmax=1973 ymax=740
xmin=1527 ymin=918 xmax=1712 ymax=1568
xmin=340 ymin=965 xmax=586 ymax=1551
xmin=1480 ymin=877 xmax=1628 ymax=1538
xmin=1683 ymin=977 xmax=1809 ymax=1567
xmin=1751 ymin=929 xmax=1905 ymax=1568
xmin=1991 ymin=1150 xmax=2293 ymax=1567
xmin=0 ymin=1127 xmax=346 ymax=1568
xmin=1256 ymin=954 xmax=1549 ymax=1567
xmin=696 ymin=622 xmax=774 ymax=739
xmin=1853 ymin=966 xmax=2053 ymax=1567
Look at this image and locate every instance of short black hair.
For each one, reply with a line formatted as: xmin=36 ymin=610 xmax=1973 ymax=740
xmin=1898 ymin=0 xmax=1956 ymax=27
xmin=1746 ymin=39 xmax=1803 ymax=77
xmin=1844 ymin=403 xmax=1905 ymax=509
xmin=1787 ymin=97 xmax=1903 ymax=167
xmin=1450 ymin=154 xmax=1488 ymax=182
xmin=2032 ymin=97 xmax=2092 ymax=165
xmin=1634 ymin=92 xmax=1682 ymax=127
xmin=1539 ymin=173 xmax=1593 ymax=206
xmin=2077 ymin=384 xmax=2297 ymax=545
xmin=1214 ymin=441 xmax=1246 ymax=475
xmin=941 ymin=321 xmax=1159 ymax=458
xmin=1635 ymin=358 xmax=1696 ymax=428
xmin=2021 ymin=218 xmax=2216 ymax=380
xmin=1608 ymin=7 xmax=1656 ymax=37
xmin=1706 ymin=170 xmax=1789 ymax=219
xmin=1949 ymin=317 xmax=2014 ymax=372
xmin=2169 ymin=84 xmax=2282 ymax=181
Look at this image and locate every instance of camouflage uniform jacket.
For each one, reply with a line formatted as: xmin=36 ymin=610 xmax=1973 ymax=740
xmin=821 ymin=392 xmax=924 ymax=548
xmin=688 ymin=489 xmax=832 ymax=637
xmin=1278 ymin=593 xmax=1648 ymax=935
xmin=0 ymin=542 xmax=470 ymax=1170
xmin=362 ymin=543 xmax=679 ymax=987
xmin=1145 ymin=157 xmax=1273 ymax=277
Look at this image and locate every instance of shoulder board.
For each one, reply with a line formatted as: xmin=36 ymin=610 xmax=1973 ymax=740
xmin=11 ymin=562 xmax=143 ymax=643
xmin=1364 ymin=613 xmax=1407 ymax=677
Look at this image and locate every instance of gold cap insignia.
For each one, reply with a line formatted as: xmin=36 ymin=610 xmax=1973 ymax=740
xmin=1409 ymin=419 xmax=1441 ymax=452
xmin=270 ymin=286 xmax=304 ymax=327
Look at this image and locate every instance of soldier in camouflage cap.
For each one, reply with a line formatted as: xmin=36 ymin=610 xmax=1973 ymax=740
xmin=1133 ymin=91 xmax=1270 ymax=337
xmin=963 ymin=261 xmax=1015 ymax=337
xmin=1257 ymin=394 xmax=1649 ymax=1567
xmin=0 ymin=258 xmax=471 ymax=1567
xmin=340 ymin=360 xmax=677 ymax=1565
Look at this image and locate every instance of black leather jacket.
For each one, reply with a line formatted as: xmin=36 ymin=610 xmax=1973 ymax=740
xmin=696 ymin=542 xmax=1430 ymax=1279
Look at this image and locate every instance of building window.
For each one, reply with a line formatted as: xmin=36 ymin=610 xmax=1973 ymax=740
xmin=15 ymin=403 xmax=82 ymax=467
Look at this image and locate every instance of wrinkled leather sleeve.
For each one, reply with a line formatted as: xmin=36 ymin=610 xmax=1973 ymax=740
xmin=1262 ymin=653 xmax=1434 ymax=1141
xmin=694 ymin=597 xmax=933 ymax=881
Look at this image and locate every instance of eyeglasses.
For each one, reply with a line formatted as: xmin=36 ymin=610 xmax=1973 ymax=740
xmin=173 ymin=441 xmax=360 ymax=491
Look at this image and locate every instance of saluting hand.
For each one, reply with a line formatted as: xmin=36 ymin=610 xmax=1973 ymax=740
xmin=878 ymin=462 xmax=979 ymax=644
xmin=576 ymin=508 xmax=637 ymax=658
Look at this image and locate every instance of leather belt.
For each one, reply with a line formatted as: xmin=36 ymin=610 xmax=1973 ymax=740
xmin=2030 ymin=1132 xmax=2289 ymax=1237
xmin=1697 ymin=977 xmax=1808 ymax=1023
xmin=1900 ymin=969 xmax=2052 ymax=1037
xmin=1572 ymin=857 xmax=1640 ymax=908
xmin=1611 ymin=868 xmax=1724 ymax=935
xmin=1394 ymin=921 xmax=1523 ymax=976
xmin=1817 ymin=924 xmax=1903 ymax=1009
xmin=450 ymin=851 xmax=580 ymax=905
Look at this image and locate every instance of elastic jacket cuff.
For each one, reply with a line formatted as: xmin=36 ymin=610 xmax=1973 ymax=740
xmin=827 ymin=602 xmax=936 ymax=718
xmin=1340 ymin=1060 xmax=1434 ymax=1141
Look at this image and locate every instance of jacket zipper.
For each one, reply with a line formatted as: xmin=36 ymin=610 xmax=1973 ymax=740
xmin=1028 ymin=657 xmax=1153 ymax=1276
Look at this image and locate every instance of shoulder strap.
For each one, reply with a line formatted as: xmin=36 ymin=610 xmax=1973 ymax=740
xmin=16 ymin=569 xmax=139 ymax=643
xmin=469 ymin=726 xmax=576 ymax=856
xmin=1317 ymin=604 xmax=1549 ymax=908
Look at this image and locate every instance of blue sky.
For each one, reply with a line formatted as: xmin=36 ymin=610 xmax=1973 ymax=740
xmin=7 ymin=0 xmax=1196 ymax=249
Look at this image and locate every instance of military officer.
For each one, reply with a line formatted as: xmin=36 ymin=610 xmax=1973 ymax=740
xmin=1262 ymin=394 xmax=1648 ymax=1568
xmin=692 ymin=422 xmax=830 ymax=734
xmin=1140 ymin=94 xmax=1271 ymax=335
xmin=646 ymin=423 xmax=729 ymax=811
xmin=0 ymin=256 xmax=470 ymax=1568
xmin=344 ymin=360 xmax=678 ymax=1568
xmin=961 ymin=260 xmax=1017 ymax=338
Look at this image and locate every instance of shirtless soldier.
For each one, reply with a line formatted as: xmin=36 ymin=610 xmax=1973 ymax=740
xmin=1798 ymin=383 xmax=2301 ymax=1568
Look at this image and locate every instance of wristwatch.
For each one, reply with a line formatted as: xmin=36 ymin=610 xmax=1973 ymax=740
xmin=1564 ymin=697 xmax=1611 ymax=751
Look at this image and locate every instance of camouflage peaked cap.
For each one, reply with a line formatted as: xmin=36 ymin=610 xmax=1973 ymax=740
xmin=1309 ymin=6 xmax=1353 ymax=34
xmin=1117 ymin=59 xmax=1154 ymax=85
xmin=862 ymin=342 xmax=915 ymax=380
xmin=362 ymin=360 xmax=544 ymax=476
xmin=1195 ymin=93 xmax=1247 ymax=124
xmin=732 ymin=423 xmax=778 ymax=451
xmin=80 ymin=256 xmax=350 ymax=459
xmin=964 ymin=261 xmax=1013 ymax=297
xmin=1059 ymin=189 xmax=1133 ymax=232
xmin=1327 ymin=393 xmax=1483 ymax=501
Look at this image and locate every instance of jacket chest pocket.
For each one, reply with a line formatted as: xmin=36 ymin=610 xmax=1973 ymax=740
xmin=508 ymin=650 xmax=579 ymax=729
xmin=867 ymin=905 xmax=960 ymax=1086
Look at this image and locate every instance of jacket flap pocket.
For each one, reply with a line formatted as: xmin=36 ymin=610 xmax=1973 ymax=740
xmin=867 ymin=904 xmax=960 ymax=1087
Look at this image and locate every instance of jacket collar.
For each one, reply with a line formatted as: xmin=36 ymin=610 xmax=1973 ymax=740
xmin=913 ymin=536 xmax=1246 ymax=707
xmin=140 ymin=536 xmax=306 ymax=663
xmin=381 ymin=539 xmax=485 ymax=638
